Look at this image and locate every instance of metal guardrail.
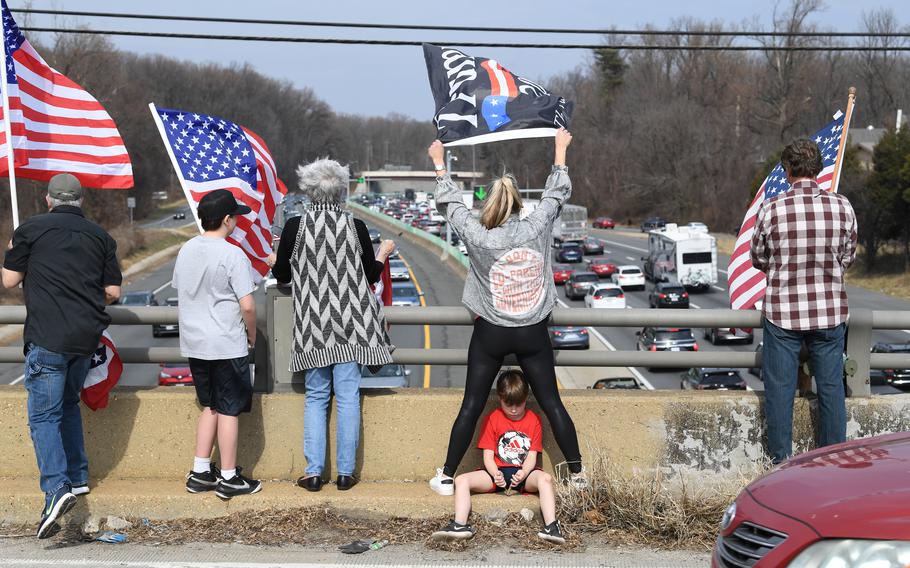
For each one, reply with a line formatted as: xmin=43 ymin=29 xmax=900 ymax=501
xmin=2 ymin=305 xmax=910 ymax=396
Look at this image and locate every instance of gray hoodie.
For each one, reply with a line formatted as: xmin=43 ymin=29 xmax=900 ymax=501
xmin=435 ymin=165 xmax=571 ymax=327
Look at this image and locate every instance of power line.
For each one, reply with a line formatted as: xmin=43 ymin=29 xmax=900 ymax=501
xmin=14 ymin=7 xmax=910 ymax=39
xmin=19 ymin=27 xmax=910 ymax=51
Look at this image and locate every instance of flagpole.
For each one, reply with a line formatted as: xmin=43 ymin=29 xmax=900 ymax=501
xmin=147 ymin=102 xmax=202 ymax=235
xmin=0 ymin=13 xmax=20 ymax=229
xmin=830 ymin=87 xmax=857 ymax=194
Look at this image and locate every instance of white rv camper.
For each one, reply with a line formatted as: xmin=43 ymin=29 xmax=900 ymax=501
xmin=643 ymin=223 xmax=717 ymax=289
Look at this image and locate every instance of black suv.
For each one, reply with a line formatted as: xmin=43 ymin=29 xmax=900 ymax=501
xmin=640 ymin=217 xmax=667 ymax=232
xmin=680 ymin=368 xmax=747 ymax=390
xmin=870 ymin=342 xmax=910 ymax=390
xmin=648 ymin=282 xmax=689 ymax=308
xmin=565 ymin=272 xmax=600 ymax=300
xmin=636 ymin=327 xmax=698 ymax=370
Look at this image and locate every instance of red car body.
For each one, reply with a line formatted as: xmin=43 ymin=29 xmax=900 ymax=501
xmin=158 ymin=363 xmax=193 ymax=387
xmin=589 ymin=261 xmax=617 ymax=277
xmin=552 ymin=264 xmax=575 ymax=284
xmin=713 ymin=432 xmax=910 ymax=567
xmin=593 ymin=217 xmax=615 ymax=229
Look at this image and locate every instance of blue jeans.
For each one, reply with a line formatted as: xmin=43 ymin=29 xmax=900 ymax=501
xmin=303 ymin=362 xmax=361 ymax=477
xmin=23 ymin=343 xmax=92 ymax=495
xmin=762 ymin=321 xmax=846 ymax=464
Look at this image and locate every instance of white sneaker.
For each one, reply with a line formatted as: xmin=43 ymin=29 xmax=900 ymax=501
xmin=429 ymin=467 xmax=454 ymax=496
xmin=569 ymin=468 xmax=588 ymax=490
xmin=71 ymin=483 xmax=90 ymax=496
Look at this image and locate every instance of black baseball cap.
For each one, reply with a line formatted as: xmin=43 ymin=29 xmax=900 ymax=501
xmin=197 ymin=189 xmax=252 ymax=221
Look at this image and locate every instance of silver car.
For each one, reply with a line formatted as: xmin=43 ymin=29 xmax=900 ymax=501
xmin=389 ymin=259 xmax=410 ymax=281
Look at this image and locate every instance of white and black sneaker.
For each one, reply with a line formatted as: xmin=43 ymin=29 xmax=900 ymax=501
xmin=185 ymin=465 xmax=222 ymax=494
xmin=214 ymin=467 xmax=262 ymax=500
xmin=429 ymin=467 xmax=454 ymax=496
xmin=568 ymin=468 xmax=589 ymax=490
xmin=538 ymin=520 xmax=566 ymax=545
xmin=71 ymin=483 xmax=90 ymax=496
xmin=430 ymin=519 xmax=476 ymax=541
xmin=37 ymin=486 xmax=77 ymax=539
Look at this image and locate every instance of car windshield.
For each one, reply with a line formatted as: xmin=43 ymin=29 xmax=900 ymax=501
xmin=873 ymin=344 xmax=910 ymax=353
xmin=622 ymin=268 xmax=641 ymax=275
xmin=553 ymin=264 xmax=570 ymax=271
xmin=574 ymin=274 xmax=598 ymax=283
xmin=120 ymin=294 xmax=150 ymax=305
xmin=700 ymin=373 xmax=743 ymax=386
xmin=595 ymin=288 xmax=623 ymax=297
xmin=661 ymin=286 xmax=686 ymax=294
xmin=362 ymin=365 xmax=402 ymax=377
xmin=389 ymin=260 xmax=406 ymax=268
xmin=598 ymin=378 xmax=637 ymax=389
xmin=392 ymin=287 xmax=416 ymax=297
xmin=655 ymin=330 xmax=692 ymax=341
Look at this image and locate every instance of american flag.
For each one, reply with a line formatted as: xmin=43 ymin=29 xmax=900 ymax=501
xmin=0 ymin=1 xmax=133 ymax=188
xmin=152 ymin=106 xmax=287 ymax=280
xmin=728 ymin=111 xmax=846 ymax=311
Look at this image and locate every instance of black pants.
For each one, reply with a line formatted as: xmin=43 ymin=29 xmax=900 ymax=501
xmin=443 ymin=317 xmax=582 ymax=476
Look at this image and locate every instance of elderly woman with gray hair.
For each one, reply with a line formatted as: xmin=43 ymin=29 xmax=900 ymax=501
xmin=272 ymin=158 xmax=396 ymax=492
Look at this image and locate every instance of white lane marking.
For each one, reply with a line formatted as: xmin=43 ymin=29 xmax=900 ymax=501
xmin=11 ymin=373 xmax=25 ymax=385
xmin=557 ymin=298 xmax=654 ymax=390
xmin=153 ymin=280 xmax=173 ymax=295
xmin=690 ymin=302 xmax=702 ymax=309
xmin=718 ymin=269 xmax=728 ymax=275
xmin=624 ymin=256 xmax=636 ymax=261
xmin=602 ymin=239 xmax=648 ymax=253
xmin=712 ymin=285 xmax=726 ymax=292
xmin=903 ymin=330 xmax=910 ymax=336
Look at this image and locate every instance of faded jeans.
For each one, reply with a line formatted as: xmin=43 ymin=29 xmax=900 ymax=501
xmin=303 ymin=362 xmax=361 ymax=477
xmin=762 ymin=321 xmax=847 ymax=464
xmin=23 ymin=343 xmax=91 ymax=495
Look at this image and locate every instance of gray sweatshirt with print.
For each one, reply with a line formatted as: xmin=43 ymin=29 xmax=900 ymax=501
xmin=434 ymin=165 xmax=572 ymax=327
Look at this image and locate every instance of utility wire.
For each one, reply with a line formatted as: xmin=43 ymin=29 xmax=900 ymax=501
xmin=19 ymin=27 xmax=910 ymax=51
xmin=14 ymin=7 xmax=910 ymax=39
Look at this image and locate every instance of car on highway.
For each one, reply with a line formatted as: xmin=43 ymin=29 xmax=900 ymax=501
xmin=611 ymin=265 xmax=645 ymax=290
xmin=424 ymin=221 xmax=443 ymax=236
xmin=172 ymin=212 xmax=186 ymax=220
xmin=648 ymin=282 xmax=689 ymax=309
xmin=391 ymin=282 xmax=421 ymax=306
xmin=584 ymin=284 xmax=626 ymax=309
xmin=564 ymin=272 xmax=600 ymax=300
xmin=555 ymin=242 xmax=584 ymax=263
xmin=152 ymin=297 xmax=179 ymax=338
xmin=586 ymin=258 xmax=617 ymax=278
xmin=119 ymin=290 xmax=157 ymax=307
xmin=582 ymin=237 xmax=604 ymax=255
xmin=636 ymin=328 xmax=698 ymax=370
xmin=686 ymin=221 xmax=708 ymax=232
xmin=680 ymin=367 xmax=747 ymax=391
xmin=552 ymin=263 xmax=575 ymax=285
xmin=712 ymin=431 xmax=910 ymax=568
xmin=549 ymin=326 xmax=589 ymax=349
xmin=869 ymin=342 xmax=910 ymax=390
xmin=593 ymin=217 xmax=615 ymax=229
xmin=704 ymin=326 xmax=755 ymax=345
xmin=640 ymin=216 xmax=667 ymax=232
xmin=591 ymin=377 xmax=640 ymax=390
xmin=359 ymin=364 xmax=410 ymax=388
xmin=389 ymin=259 xmax=410 ymax=281
xmin=158 ymin=362 xmax=193 ymax=387
xmin=368 ymin=228 xmax=381 ymax=243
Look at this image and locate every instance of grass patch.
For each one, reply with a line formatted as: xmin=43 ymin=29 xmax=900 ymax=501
xmin=119 ymin=228 xmax=194 ymax=271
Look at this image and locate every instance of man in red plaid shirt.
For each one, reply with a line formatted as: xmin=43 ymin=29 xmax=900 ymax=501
xmin=751 ymin=138 xmax=857 ymax=464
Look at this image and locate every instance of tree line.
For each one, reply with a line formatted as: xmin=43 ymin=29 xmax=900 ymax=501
xmin=0 ymin=0 xmax=909 ymax=271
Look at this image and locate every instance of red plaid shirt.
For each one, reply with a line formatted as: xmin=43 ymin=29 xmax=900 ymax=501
xmin=750 ymin=179 xmax=857 ymax=331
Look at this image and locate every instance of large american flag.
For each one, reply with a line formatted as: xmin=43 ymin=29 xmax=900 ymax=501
xmin=728 ymin=111 xmax=846 ymax=311
xmin=152 ymin=106 xmax=287 ymax=280
xmin=0 ymin=1 xmax=133 ymax=188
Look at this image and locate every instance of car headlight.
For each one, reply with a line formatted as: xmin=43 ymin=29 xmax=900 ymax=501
xmin=720 ymin=502 xmax=736 ymax=531
xmin=789 ymin=540 xmax=910 ymax=567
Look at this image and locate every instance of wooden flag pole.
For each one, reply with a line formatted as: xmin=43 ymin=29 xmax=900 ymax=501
xmin=830 ymin=87 xmax=857 ymax=194
xmin=147 ymin=102 xmax=203 ymax=235
xmin=0 ymin=13 xmax=20 ymax=229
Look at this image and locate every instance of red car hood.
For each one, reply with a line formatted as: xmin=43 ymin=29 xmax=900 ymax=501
xmin=747 ymin=432 xmax=910 ymax=539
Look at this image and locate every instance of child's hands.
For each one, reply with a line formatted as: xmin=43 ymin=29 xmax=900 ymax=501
xmin=510 ymin=469 xmax=527 ymax=486
xmin=492 ymin=469 xmax=506 ymax=488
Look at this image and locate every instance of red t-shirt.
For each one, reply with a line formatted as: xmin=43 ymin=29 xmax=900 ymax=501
xmin=477 ymin=408 xmax=543 ymax=468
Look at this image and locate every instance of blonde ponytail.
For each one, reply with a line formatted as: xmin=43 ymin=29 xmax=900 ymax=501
xmin=480 ymin=174 xmax=523 ymax=229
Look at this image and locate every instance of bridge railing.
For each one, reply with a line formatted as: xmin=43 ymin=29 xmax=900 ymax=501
xmin=2 ymin=301 xmax=909 ymax=396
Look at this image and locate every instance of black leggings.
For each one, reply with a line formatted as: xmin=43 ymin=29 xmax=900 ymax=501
xmin=443 ymin=317 xmax=583 ymax=476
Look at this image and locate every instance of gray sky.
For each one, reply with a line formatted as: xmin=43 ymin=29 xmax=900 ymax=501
xmin=13 ymin=1 xmax=907 ymax=119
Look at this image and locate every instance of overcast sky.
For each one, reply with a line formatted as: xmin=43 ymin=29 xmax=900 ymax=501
xmin=13 ymin=1 xmax=907 ymax=119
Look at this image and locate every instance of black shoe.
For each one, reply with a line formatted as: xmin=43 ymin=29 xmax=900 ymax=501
xmin=336 ymin=475 xmax=358 ymax=491
xmin=214 ymin=467 xmax=262 ymax=500
xmin=297 ymin=475 xmax=323 ymax=492
xmin=185 ymin=465 xmax=222 ymax=494
xmin=430 ymin=519 xmax=476 ymax=541
xmin=538 ymin=520 xmax=566 ymax=545
xmin=37 ymin=486 xmax=77 ymax=540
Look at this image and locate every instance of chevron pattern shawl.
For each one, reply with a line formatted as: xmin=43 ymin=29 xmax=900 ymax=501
xmin=289 ymin=203 xmax=393 ymax=371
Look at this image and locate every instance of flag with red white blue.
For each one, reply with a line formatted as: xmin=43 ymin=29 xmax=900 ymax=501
xmin=727 ymin=111 xmax=846 ymax=312
xmin=152 ymin=106 xmax=287 ymax=280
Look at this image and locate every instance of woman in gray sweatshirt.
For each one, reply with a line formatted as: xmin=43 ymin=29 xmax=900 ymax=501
xmin=427 ymin=129 xmax=584 ymax=496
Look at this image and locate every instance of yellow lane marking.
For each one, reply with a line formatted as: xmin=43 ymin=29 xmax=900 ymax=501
xmin=399 ymin=255 xmax=432 ymax=388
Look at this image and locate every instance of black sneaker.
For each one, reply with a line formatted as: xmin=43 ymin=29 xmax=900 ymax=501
xmin=37 ymin=486 xmax=76 ymax=539
xmin=537 ymin=520 xmax=566 ymax=545
xmin=430 ymin=519 xmax=476 ymax=541
xmin=185 ymin=465 xmax=222 ymax=493
xmin=214 ymin=467 xmax=262 ymax=500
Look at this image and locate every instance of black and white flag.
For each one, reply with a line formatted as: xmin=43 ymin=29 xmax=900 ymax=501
xmin=423 ymin=44 xmax=573 ymax=147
